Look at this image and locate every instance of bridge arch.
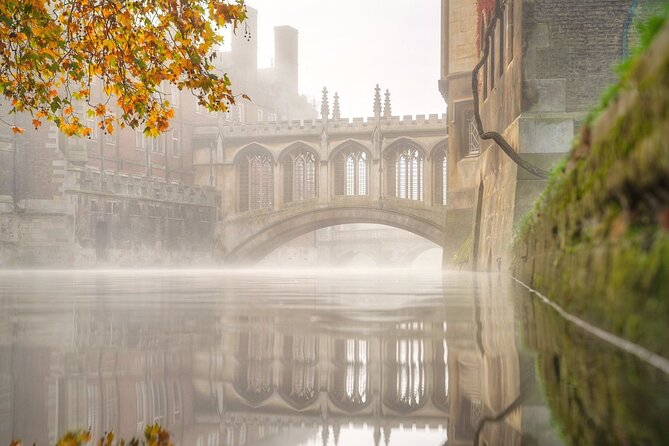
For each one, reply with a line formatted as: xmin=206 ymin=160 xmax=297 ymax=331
xmin=225 ymin=206 xmax=445 ymax=264
xmin=235 ymin=143 xmax=275 ymax=213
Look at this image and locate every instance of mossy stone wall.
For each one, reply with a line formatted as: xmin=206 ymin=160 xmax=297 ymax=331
xmin=512 ymin=22 xmax=669 ymax=357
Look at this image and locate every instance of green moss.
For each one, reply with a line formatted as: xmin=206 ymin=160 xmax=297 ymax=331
xmin=511 ymin=15 xmax=669 ymax=348
xmin=586 ymin=5 xmax=669 ymax=125
xmin=517 ymin=292 xmax=669 ymax=446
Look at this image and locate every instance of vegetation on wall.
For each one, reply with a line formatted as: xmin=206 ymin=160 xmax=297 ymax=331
xmin=516 ymin=289 xmax=669 ymax=445
xmin=513 ymin=10 xmax=669 ymax=356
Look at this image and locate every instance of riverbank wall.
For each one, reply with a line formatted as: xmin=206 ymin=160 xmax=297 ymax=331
xmin=512 ymin=19 xmax=669 ymax=357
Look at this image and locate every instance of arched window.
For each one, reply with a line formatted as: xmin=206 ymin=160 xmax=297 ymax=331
xmin=237 ymin=148 xmax=273 ymax=212
xmin=234 ymin=331 xmax=274 ymax=405
xmin=384 ymin=323 xmax=427 ymax=413
xmin=434 ymin=145 xmax=448 ymax=206
xmin=395 ymin=339 xmax=425 ymax=407
xmin=334 ymin=146 xmax=368 ymax=196
xmin=283 ymin=149 xmax=317 ymax=203
xmin=386 ymin=144 xmax=424 ymax=201
xmin=330 ymin=338 xmax=370 ymax=411
xmin=280 ymin=335 xmax=319 ymax=409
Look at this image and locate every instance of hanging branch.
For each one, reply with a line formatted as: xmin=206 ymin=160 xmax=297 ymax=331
xmin=471 ymin=0 xmax=549 ymax=179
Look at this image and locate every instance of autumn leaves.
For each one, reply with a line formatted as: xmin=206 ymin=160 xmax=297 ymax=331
xmin=0 ymin=0 xmax=247 ymax=138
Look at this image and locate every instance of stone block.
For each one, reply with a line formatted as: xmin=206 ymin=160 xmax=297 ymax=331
xmin=518 ymin=116 xmax=574 ymax=154
xmin=523 ymin=79 xmax=566 ymax=113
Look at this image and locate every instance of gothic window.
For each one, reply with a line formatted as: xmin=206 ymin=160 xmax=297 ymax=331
xmin=237 ymin=148 xmax=273 ymax=212
xmin=234 ymin=331 xmax=275 ymax=405
xmin=280 ymin=335 xmax=318 ymax=408
xmin=395 ymin=339 xmax=425 ymax=408
xmin=334 ymin=146 xmax=368 ymax=196
xmin=345 ymin=339 xmax=368 ymax=404
xmin=330 ymin=338 xmax=370 ymax=410
xmin=432 ymin=338 xmax=450 ymax=411
xmin=434 ymin=145 xmax=448 ymax=206
xmin=468 ymin=115 xmax=481 ymax=155
xmin=386 ymin=144 xmax=424 ymax=201
xmin=283 ymin=149 xmax=317 ymax=203
xmin=384 ymin=323 xmax=427 ymax=413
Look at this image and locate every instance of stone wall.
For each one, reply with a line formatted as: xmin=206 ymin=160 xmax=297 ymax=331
xmin=513 ymin=20 xmax=669 ymax=357
xmin=0 ymin=166 xmax=219 ymax=267
xmin=469 ymin=0 xmax=653 ymax=270
xmin=67 ymin=169 xmax=218 ymax=266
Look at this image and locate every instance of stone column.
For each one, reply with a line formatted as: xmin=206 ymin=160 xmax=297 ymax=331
xmin=273 ymin=162 xmax=282 ymax=211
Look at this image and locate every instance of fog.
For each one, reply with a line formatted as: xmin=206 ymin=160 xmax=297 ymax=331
xmin=248 ymin=0 xmax=445 ymax=118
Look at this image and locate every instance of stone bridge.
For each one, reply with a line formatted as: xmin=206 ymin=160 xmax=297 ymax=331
xmin=192 ymin=91 xmax=474 ymax=264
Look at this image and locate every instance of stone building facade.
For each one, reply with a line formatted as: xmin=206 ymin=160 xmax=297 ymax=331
xmin=440 ymin=0 xmax=662 ymax=270
xmin=0 ymin=7 xmax=315 ymax=267
xmin=188 ymin=87 xmax=469 ymax=264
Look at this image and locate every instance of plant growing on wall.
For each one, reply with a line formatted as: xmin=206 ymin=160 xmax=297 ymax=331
xmin=0 ymin=0 xmax=247 ymax=137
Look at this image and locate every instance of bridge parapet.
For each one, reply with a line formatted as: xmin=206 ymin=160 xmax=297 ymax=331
xmin=194 ymin=114 xmax=447 ymax=139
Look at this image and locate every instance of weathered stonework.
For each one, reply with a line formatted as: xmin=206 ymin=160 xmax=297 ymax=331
xmin=190 ymin=112 xmax=472 ymax=264
xmin=513 ymin=21 xmax=669 ymax=357
xmin=441 ymin=0 xmax=661 ymax=271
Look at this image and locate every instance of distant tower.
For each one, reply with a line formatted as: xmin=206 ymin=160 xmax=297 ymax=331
xmin=321 ymin=87 xmax=329 ymax=120
xmin=274 ymin=25 xmax=298 ymax=96
xmin=231 ymin=6 xmax=258 ymax=94
xmin=383 ymin=89 xmax=392 ymax=118
xmin=332 ymin=92 xmax=341 ymax=120
xmin=373 ymin=84 xmax=382 ymax=119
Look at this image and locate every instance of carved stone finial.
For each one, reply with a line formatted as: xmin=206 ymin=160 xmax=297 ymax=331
xmin=321 ymin=86 xmax=329 ymax=120
xmin=332 ymin=92 xmax=341 ymax=120
xmin=383 ymin=89 xmax=392 ymax=118
xmin=373 ymin=84 xmax=382 ymax=118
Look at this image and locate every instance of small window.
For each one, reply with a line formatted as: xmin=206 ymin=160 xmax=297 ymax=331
xmin=152 ymin=135 xmax=165 ymax=154
xmin=105 ymin=128 xmax=116 ymax=146
xmin=171 ymin=84 xmax=180 ymax=108
xmin=135 ymin=131 xmax=144 ymax=150
xmin=172 ymin=127 xmax=180 ymax=158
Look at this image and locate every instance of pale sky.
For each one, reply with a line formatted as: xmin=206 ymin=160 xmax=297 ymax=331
xmin=244 ymin=0 xmax=445 ymax=118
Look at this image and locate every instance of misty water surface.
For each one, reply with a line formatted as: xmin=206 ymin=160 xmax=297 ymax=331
xmin=0 ymin=270 xmax=667 ymax=445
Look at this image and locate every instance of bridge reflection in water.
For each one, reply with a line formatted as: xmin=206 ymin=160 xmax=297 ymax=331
xmin=0 ymin=271 xmax=561 ymax=446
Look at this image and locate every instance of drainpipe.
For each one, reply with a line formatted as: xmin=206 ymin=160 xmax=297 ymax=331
xmin=622 ymin=0 xmax=640 ymax=59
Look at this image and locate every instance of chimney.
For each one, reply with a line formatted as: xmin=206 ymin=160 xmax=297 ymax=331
xmin=274 ymin=26 xmax=299 ymax=96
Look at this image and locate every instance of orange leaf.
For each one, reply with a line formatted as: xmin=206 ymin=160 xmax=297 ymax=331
xmin=32 ymin=119 xmax=42 ymax=129
xmin=11 ymin=126 xmax=24 ymax=134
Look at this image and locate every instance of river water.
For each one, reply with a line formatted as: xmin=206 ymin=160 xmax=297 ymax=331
xmin=0 ymin=270 xmax=667 ymax=446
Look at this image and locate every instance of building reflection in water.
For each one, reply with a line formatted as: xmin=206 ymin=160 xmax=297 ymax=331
xmin=0 ymin=273 xmax=561 ymax=446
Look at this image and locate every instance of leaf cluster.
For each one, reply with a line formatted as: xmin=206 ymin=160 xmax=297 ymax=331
xmin=9 ymin=423 xmax=173 ymax=446
xmin=0 ymin=0 xmax=247 ymax=137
